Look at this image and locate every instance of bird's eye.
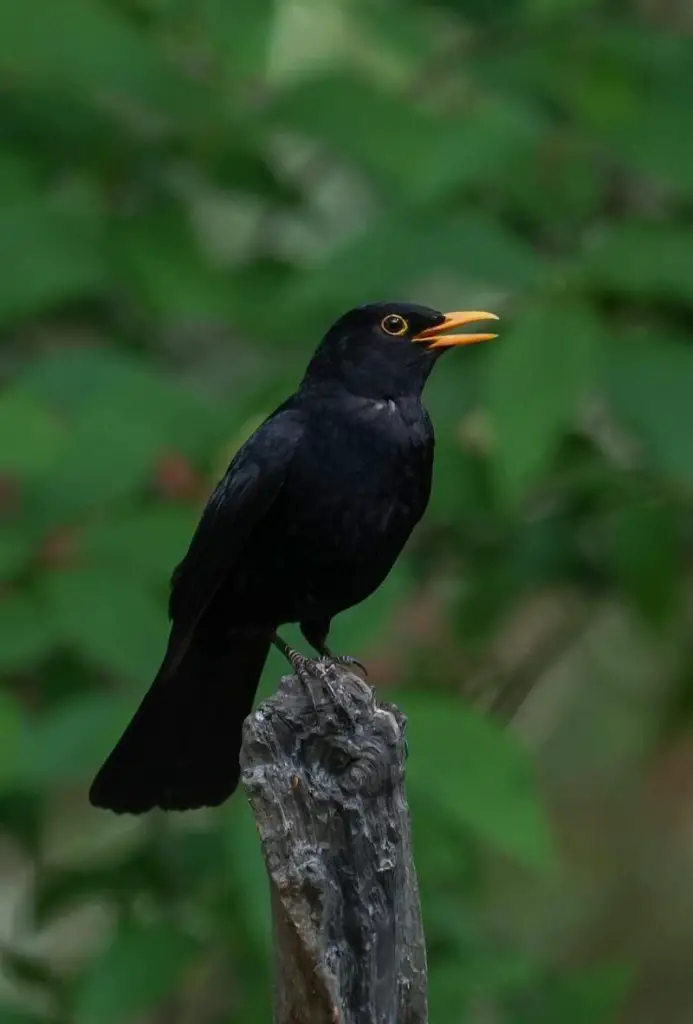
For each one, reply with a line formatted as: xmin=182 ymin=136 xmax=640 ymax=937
xmin=380 ymin=314 xmax=409 ymax=336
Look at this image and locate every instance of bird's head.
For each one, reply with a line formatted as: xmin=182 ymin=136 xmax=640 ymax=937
xmin=303 ymin=301 xmax=499 ymax=400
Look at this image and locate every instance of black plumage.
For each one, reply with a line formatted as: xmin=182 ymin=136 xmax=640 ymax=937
xmin=89 ymin=301 xmax=498 ymax=813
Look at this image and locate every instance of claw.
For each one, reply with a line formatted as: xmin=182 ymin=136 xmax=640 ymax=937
xmin=322 ymin=649 xmax=368 ymax=678
xmin=336 ymin=654 xmax=368 ymax=677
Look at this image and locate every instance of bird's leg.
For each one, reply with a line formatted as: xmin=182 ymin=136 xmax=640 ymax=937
xmin=271 ymin=632 xmax=317 ymax=686
xmin=299 ymin=618 xmax=368 ymax=678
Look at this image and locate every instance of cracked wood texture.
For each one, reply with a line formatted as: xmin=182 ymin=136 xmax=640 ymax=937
xmin=240 ymin=663 xmax=428 ymax=1024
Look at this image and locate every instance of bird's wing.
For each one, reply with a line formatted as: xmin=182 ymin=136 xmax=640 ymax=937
xmin=168 ymin=407 xmax=304 ymax=636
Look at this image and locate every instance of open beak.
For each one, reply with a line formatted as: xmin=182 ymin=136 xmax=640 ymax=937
xmin=413 ymin=310 xmax=499 ymax=349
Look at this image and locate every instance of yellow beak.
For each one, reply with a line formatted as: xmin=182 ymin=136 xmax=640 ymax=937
xmin=412 ymin=310 xmax=499 ymax=349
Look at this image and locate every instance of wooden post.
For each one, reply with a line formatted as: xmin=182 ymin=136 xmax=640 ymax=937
xmin=240 ymin=662 xmax=428 ymax=1024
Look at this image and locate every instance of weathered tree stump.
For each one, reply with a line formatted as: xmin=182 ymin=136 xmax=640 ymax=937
xmin=240 ymin=662 xmax=428 ymax=1024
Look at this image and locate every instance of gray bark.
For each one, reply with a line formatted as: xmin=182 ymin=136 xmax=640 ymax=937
xmin=240 ymin=662 xmax=428 ymax=1024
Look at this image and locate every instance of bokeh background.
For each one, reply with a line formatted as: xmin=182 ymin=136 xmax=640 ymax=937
xmin=1 ymin=0 xmax=692 ymax=1021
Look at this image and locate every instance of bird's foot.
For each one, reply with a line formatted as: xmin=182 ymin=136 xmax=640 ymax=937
xmin=290 ymin=654 xmax=346 ymax=720
xmin=272 ymin=634 xmax=368 ymax=718
xmin=320 ymin=649 xmax=368 ymax=679
xmin=318 ymin=652 xmax=373 ymax=711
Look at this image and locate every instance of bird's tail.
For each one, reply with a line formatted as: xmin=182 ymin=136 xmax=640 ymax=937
xmin=89 ymin=627 xmax=271 ymax=813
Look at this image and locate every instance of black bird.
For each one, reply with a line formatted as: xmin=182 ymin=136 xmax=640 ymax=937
xmin=89 ymin=302 xmax=498 ymax=814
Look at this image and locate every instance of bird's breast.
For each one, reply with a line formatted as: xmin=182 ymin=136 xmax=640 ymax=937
xmin=298 ymin=398 xmax=432 ymax=524
xmin=226 ymin=397 xmax=435 ymax=624
xmin=258 ymin=400 xmax=433 ymax=617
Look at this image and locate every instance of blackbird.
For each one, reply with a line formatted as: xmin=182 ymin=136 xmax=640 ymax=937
xmin=90 ymin=302 xmax=498 ymax=813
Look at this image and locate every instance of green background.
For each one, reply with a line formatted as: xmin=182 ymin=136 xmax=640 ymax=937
xmin=1 ymin=0 xmax=692 ymax=1021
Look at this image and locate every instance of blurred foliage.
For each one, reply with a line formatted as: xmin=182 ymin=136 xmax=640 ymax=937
xmin=0 ymin=0 xmax=692 ymax=1021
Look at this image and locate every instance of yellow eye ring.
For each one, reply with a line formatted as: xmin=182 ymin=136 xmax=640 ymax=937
xmin=380 ymin=313 xmax=409 ymax=336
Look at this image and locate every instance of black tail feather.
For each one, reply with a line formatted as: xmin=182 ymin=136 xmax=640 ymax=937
xmin=89 ymin=628 xmax=271 ymax=813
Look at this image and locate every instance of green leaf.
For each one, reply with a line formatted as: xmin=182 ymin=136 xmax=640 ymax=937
xmin=165 ymin=830 xmax=227 ymax=891
xmin=200 ymin=0 xmax=277 ymax=83
xmin=73 ymin=924 xmax=198 ymax=1024
xmin=427 ymin=440 xmax=489 ymax=525
xmin=115 ymin=209 xmax=239 ymax=324
xmin=402 ymin=693 xmax=554 ymax=871
xmin=0 ymin=0 xmax=193 ymax=114
xmin=525 ymin=0 xmax=602 ymax=17
xmin=0 ymin=948 xmax=64 ymax=1000
xmin=0 ymin=150 xmax=38 ymax=195
xmin=21 ymin=347 xmax=227 ymax=459
xmin=42 ymin=568 xmax=167 ymax=681
xmin=0 ymin=390 xmax=62 ymax=478
xmin=0 ymin=792 xmax=44 ymax=854
xmin=225 ymin=800 xmax=272 ymax=952
xmin=82 ymin=506 xmax=197 ymax=583
xmin=0 ymin=1004 xmax=48 ymax=1024
xmin=553 ymin=965 xmax=631 ymax=1024
xmin=21 ymin=347 xmax=156 ymax=416
xmin=420 ymin=0 xmax=522 ymax=21
xmin=487 ymin=302 xmax=602 ymax=500
xmin=0 ymin=188 xmax=106 ymax=325
xmin=604 ymin=96 xmax=693 ymax=197
xmin=0 ymin=594 xmax=58 ymax=671
xmin=16 ymin=693 xmax=134 ymax=788
xmin=284 ymin=212 xmax=540 ymax=332
xmin=265 ymin=74 xmax=543 ymax=201
xmin=329 ymin=560 xmax=413 ymax=655
xmin=0 ymin=88 xmax=135 ymax=174
xmin=0 ymin=690 xmax=24 ymax=787
xmin=0 ymin=527 xmax=35 ymax=579
xmin=516 ymin=964 xmax=632 ymax=1024
xmin=454 ymin=553 xmax=528 ymax=649
xmin=207 ymin=137 xmax=302 ymax=205
xmin=33 ymin=398 xmax=164 ymax=521
xmin=582 ymin=222 xmax=693 ymax=305
xmin=608 ymin=498 xmax=679 ymax=626
xmin=104 ymin=376 xmax=228 ymax=461
xmin=429 ymin=948 xmax=536 ymax=1020
xmin=606 ymin=334 xmax=693 ymax=487
xmin=34 ymin=849 xmax=166 ymax=924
